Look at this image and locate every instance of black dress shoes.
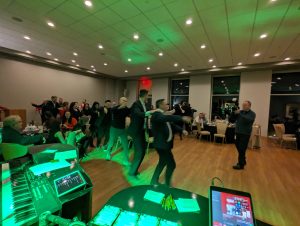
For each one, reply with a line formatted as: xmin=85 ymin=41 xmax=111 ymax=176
xmin=232 ymin=164 xmax=244 ymax=170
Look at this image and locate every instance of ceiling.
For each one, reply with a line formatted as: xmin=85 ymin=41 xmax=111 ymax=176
xmin=0 ymin=0 xmax=299 ymax=78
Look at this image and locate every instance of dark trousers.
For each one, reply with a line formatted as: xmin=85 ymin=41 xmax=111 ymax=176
xmin=129 ymin=132 xmax=146 ymax=176
xmin=235 ymin=133 xmax=250 ymax=166
xmin=151 ymin=148 xmax=176 ymax=186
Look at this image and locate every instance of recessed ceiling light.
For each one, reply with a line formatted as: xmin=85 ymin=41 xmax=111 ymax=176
xmin=125 ymin=70 xmax=128 ymax=73
xmin=73 ymin=52 xmax=78 ymax=56
xmin=212 ymin=65 xmax=216 ymax=68
xmin=208 ymin=58 xmax=213 ymax=63
xmin=26 ymin=50 xmax=31 ymax=54
xmin=84 ymin=0 xmax=92 ymax=7
xmin=128 ymin=58 xmax=132 ymax=62
xmin=295 ymin=84 xmax=299 ymax=87
xmin=98 ymin=44 xmax=103 ymax=49
xmin=254 ymin=53 xmax=261 ymax=57
xmin=46 ymin=52 xmax=52 ymax=56
xmin=238 ymin=62 xmax=242 ymax=65
xmin=23 ymin=35 xmax=30 ymax=40
xmin=221 ymin=80 xmax=224 ymax=83
xmin=181 ymin=68 xmax=185 ymax=71
xmin=260 ymin=33 xmax=268 ymax=39
xmin=200 ymin=44 xmax=206 ymax=49
xmin=158 ymin=52 xmax=163 ymax=56
xmin=284 ymin=57 xmax=291 ymax=61
xmin=174 ymin=63 xmax=178 ymax=67
xmin=71 ymin=59 xmax=76 ymax=63
xmin=76 ymin=64 xmax=80 ymax=67
xmin=54 ymin=58 xmax=58 ymax=61
xmin=91 ymin=65 xmax=94 ymax=68
xmin=47 ymin=21 xmax=55 ymax=27
xmin=146 ymin=67 xmax=150 ymax=70
xmin=277 ymin=77 xmax=282 ymax=80
xmin=185 ymin=18 xmax=193 ymax=25
xmin=133 ymin=33 xmax=139 ymax=40
xmin=104 ymin=62 xmax=108 ymax=66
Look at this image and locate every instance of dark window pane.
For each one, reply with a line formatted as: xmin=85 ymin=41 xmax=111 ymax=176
xmin=271 ymin=73 xmax=300 ymax=94
xmin=213 ymin=76 xmax=240 ymax=95
xmin=268 ymin=95 xmax=300 ymax=134
xmin=211 ymin=96 xmax=239 ymax=120
xmin=171 ymin=79 xmax=190 ymax=95
xmin=171 ymin=96 xmax=189 ymax=108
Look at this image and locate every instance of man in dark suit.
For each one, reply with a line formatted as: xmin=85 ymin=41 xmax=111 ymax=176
xmin=150 ymin=99 xmax=190 ymax=186
xmin=128 ymin=89 xmax=156 ymax=178
xmin=44 ymin=96 xmax=59 ymax=118
xmin=230 ymin=100 xmax=256 ymax=170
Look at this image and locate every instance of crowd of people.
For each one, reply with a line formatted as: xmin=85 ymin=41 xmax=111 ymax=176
xmin=1 ymin=92 xmax=256 ymax=186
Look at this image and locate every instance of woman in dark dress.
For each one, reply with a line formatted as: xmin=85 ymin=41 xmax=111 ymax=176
xmin=69 ymin=102 xmax=82 ymax=120
xmin=89 ymin=102 xmax=104 ymax=147
xmin=82 ymin=103 xmax=91 ymax=117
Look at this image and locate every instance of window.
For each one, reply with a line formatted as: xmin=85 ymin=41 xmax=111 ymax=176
xmin=170 ymin=79 xmax=190 ymax=107
xmin=268 ymin=72 xmax=300 ymax=134
xmin=211 ymin=76 xmax=240 ymax=120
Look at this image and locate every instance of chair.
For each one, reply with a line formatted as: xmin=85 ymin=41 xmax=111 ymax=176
xmin=273 ymin=124 xmax=297 ymax=149
xmin=145 ymin=131 xmax=154 ymax=156
xmin=248 ymin=124 xmax=261 ymax=149
xmin=196 ymin=123 xmax=211 ymax=141
xmin=113 ymin=136 xmax=133 ymax=152
xmin=213 ymin=122 xmax=228 ymax=144
xmin=0 ymin=143 xmax=30 ymax=161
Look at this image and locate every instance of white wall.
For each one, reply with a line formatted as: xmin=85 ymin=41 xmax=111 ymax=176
xmin=125 ymin=80 xmax=138 ymax=106
xmin=151 ymin=78 xmax=169 ymax=105
xmin=0 ymin=57 xmax=121 ymax=124
xmin=239 ymin=70 xmax=272 ymax=136
xmin=189 ymin=74 xmax=212 ymax=119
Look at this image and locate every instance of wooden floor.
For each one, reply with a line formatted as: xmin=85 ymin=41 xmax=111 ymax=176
xmin=80 ymin=136 xmax=300 ymax=226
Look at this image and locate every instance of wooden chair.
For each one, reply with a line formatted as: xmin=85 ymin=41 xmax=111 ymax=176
xmin=196 ymin=123 xmax=211 ymax=141
xmin=214 ymin=122 xmax=228 ymax=144
xmin=273 ymin=124 xmax=297 ymax=149
xmin=145 ymin=131 xmax=154 ymax=156
xmin=0 ymin=143 xmax=30 ymax=161
xmin=113 ymin=136 xmax=133 ymax=152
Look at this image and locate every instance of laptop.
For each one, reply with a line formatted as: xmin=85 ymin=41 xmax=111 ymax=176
xmin=209 ymin=186 xmax=256 ymax=226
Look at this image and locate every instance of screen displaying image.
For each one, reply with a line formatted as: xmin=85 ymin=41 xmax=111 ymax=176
xmin=212 ymin=190 xmax=254 ymax=226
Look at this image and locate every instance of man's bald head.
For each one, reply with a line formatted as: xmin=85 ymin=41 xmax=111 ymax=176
xmin=119 ymin=97 xmax=128 ymax=106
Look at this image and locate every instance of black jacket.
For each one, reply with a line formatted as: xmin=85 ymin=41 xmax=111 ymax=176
xmin=128 ymin=100 xmax=148 ymax=136
xmin=151 ymin=111 xmax=183 ymax=150
xmin=44 ymin=101 xmax=59 ymax=117
xmin=2 ymin=126 xmax=43 ymax=145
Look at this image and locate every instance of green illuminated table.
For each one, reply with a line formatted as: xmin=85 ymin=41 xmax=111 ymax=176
xmin=99 ymin=185 xmax=271 ymax=226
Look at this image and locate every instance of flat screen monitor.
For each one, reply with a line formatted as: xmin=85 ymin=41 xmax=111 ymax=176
xmin=209 ymin=186 xmax=256 ymax=226
xmin=54 ymin=170 xmax=86 ymax=197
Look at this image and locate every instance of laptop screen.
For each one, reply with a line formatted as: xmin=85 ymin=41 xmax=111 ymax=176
xmin=211 ymin=190 xmax=254 ymax=226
